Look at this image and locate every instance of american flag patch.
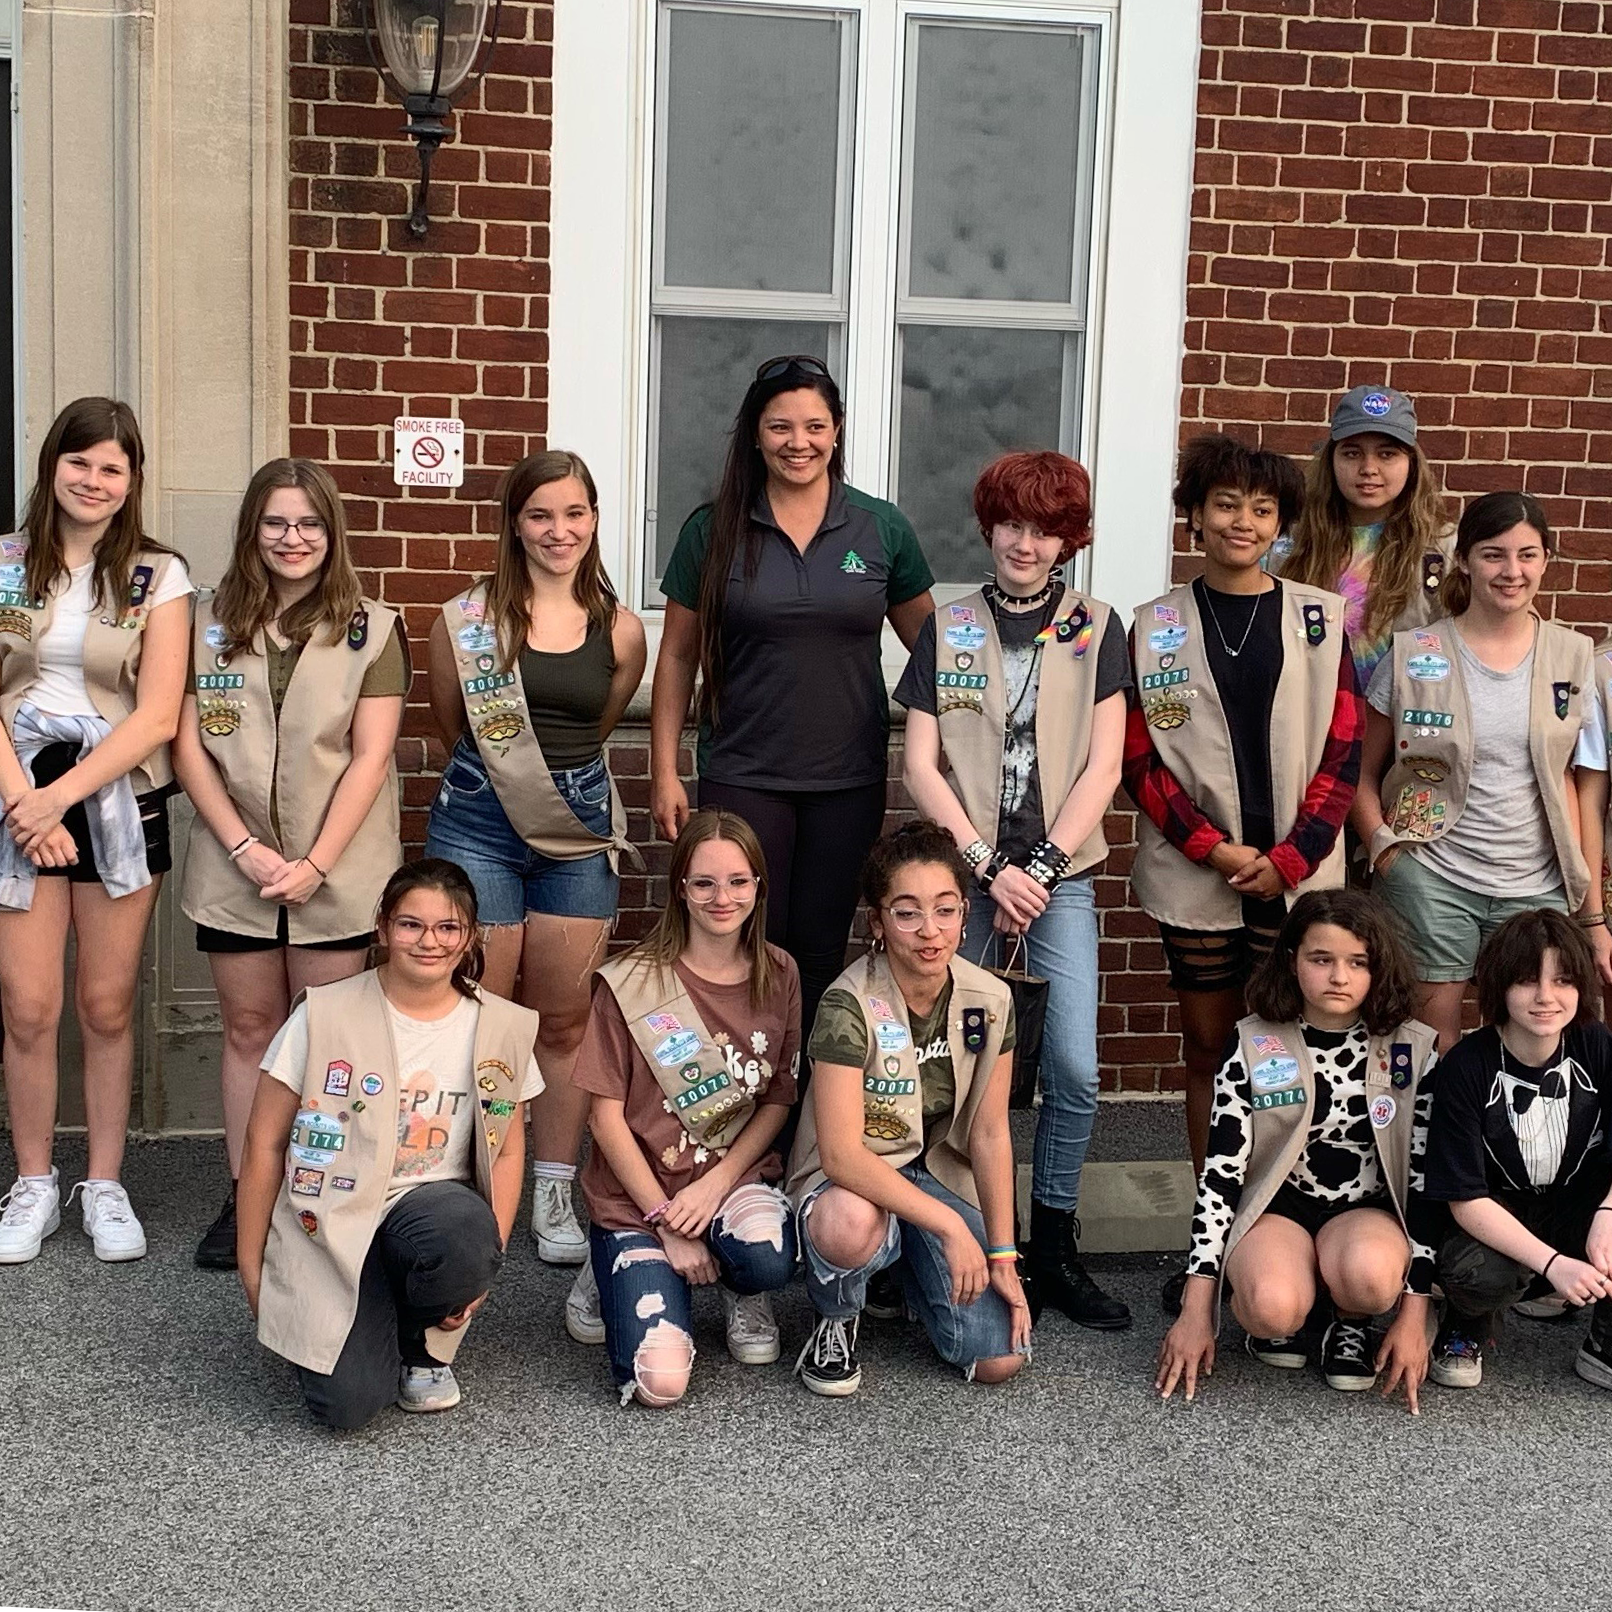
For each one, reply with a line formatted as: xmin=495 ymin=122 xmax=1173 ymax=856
xmin=949 ymin=605 xmax=976 ymax=625
xmin=868 ymin=996 xmax=895 ymax=1022
xmin=646 ymin=1013 xmax=682 ymax=1035
xmin=1413 ymin=630 xmax=1442 ymax=652
xmin=1154 ymin=605 xmax=1180 ymax=625
xmin=1252 ymin=1034 xmax=1288 ymax=1057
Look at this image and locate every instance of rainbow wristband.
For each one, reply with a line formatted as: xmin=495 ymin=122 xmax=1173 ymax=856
xmin=987 ymin=1246 xmax=1018 ymax=1262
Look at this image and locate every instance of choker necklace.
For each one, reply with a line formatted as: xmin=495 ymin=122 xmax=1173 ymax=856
xmin=985 ymin=578 xmax=1057 ymax=611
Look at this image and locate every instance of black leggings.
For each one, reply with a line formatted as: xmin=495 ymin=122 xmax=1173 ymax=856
xmin=696 ymin=777 xmax=887 ymax=1039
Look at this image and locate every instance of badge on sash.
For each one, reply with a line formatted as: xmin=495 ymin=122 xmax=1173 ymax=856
xmin=1301 ymin=602 xmax=1326 ymax=647
xmin=1422 ymin=553 xmax=1445 ymax=592
xmin=1370 ymin=1094 xmax=1396 ymax=1128
xmin=1554 ymin=681 xmax=1571 ymax=720
xmin=347 ymin=607 xmax=369 ymax=650
xmin=962 ymin=1006 xmax=986 ymax=1052
xmin=129 ymin=565 xmax=152 ymax=608
xmin=1390 ymin=1043 xmax=1413 ymax=1090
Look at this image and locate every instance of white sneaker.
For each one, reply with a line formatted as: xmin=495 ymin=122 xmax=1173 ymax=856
xmin=565 ymin=1260 xmax=606 ymax=1345
xmin=723 ymin=1288 xmax=781 ymax=1365
xmin=69 ymin=1179 xmax=147 ymax=1262
xmin=397 ymin=1364 xmax=461 ymax=1413
xmin=530 ymin=1176 xmax=587 ymax=1264
xmin=0 ymin=1168 xmax=61 ymax=1264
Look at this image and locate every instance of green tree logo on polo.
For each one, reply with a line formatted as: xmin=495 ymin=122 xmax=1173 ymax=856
xmin=841 ymin=549 xmax=868 ymax=575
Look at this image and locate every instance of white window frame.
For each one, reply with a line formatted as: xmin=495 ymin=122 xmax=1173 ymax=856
xmin=550 ymin=0 xmax=1201 ymax=634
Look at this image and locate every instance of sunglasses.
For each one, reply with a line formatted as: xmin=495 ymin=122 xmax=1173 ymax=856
xmin=755 ymin=354 xmax=833 ymax=383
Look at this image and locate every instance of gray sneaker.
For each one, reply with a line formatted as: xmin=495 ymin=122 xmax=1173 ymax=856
xmin=398 ymin=1364 xmax=461 ymax=1413
xmin=565 ymin=1260 xmax=606 ymax=1345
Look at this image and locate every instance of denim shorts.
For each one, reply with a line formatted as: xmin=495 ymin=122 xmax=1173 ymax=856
xmin=799 ymin=1165 xmax=1025 ymax=1374
xmin=424 ymin=737 xmax=619 ymax=924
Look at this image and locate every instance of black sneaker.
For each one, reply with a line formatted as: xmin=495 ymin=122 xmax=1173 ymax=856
xmin=864 ymin=1268 xmax=905 ymax=1322
xmin=794 ymin=1315 xmax=861 ymax=1397
xmin=1429 ymin=1320 xmax=1484 ymax=1389
xmin=1245 ymin=1333 xmax=1307 ymax=1369
xmin=1161 ymin=1269 xmax=1187 ymax=1318
xmin=1321 ymin=1320 xmax=1378 ymax=1390
xmin=1574 ymin=1302 xmax=1612 ymax=1390
xmin=194 ymin=1185 xmax=238 ymax=1270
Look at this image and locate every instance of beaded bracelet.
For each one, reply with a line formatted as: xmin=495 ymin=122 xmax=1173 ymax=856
xmin=643 ymin=1200 xmax=672 ymax=1225
xmin=1578 ymin=913 xmax=1608 ymax=929
xmin=1024 ymin=838 xmax=1072 ymax=891
xmin=228 ymin=835 xmax=258 ymax=862
xmin=961 ymin=838 xmax=993 ymax=871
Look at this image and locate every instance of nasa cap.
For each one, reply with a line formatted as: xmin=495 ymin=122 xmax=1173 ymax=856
xmin=1330 ymin=385 xmax=1417 ymax=448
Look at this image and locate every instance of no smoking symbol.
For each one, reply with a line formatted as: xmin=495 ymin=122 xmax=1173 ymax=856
xmin=412 ymin=436 xmax=446 ymax=469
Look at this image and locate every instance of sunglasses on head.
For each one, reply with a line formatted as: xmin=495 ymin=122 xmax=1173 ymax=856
xmin=755 ymin=354 xmax=833 ymax=383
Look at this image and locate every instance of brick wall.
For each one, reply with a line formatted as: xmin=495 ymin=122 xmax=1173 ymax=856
xmin=287 ymin=0 xmax=553 ymax=843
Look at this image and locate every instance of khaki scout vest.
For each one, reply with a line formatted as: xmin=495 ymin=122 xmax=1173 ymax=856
xmin=1277 ymin=524 xmax=1455 ymax=637
xmin=1372 ymin=614 xmax=1592 ymax=908
xmin=1213 ymin=1015 xmax=1437 ymax=1319
xmin=934 ymin=586 xmax=1109 ymax=875
xmin=595 ymin=948 xmax=795 ymax=1152
xmin=1130 ymin=579 xmax=1347 ymax=930
xmin=787 ymin=949 xmax=1012 ymax=1210
xmin=256 ymin=970 xmax=539 ymax=1375
xmin=441 ymin=583 xmax=634 ymax=867
xmin=180 ymin=595 xmax=406 ymax=944
xmin=0 ymin=539 xmax=183 ymax=794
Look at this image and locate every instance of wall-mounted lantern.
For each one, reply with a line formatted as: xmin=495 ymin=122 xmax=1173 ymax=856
xmin=365 ymin=0 xmax=504 ymax=237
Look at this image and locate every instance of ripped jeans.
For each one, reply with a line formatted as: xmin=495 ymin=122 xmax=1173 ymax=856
xmin=591 ymin=1181 xmax=798 ymax=1402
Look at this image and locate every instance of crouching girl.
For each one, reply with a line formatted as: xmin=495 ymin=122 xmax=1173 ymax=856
xmin=236 ymin=860 xmax=543 ymax=1430
xmin=573 ymin=809 xmax=801 ymax=1406
xmin=1157 ymin=889 xmax=1439 ymax=1410
xmin=788 ymin=820 xmax=1031 ymax=1396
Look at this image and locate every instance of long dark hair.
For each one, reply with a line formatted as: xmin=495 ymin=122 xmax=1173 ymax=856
xmin=1246 ymin=889 xmax=1419 ymax=1036
xmin=374 ymin=858 xmax=486 ymax=1000
xmin=486 ymin=450 xmax=619 ymax=673
xmin=695 ymin=361 xmax=846 ymax=724
xmin=213 ymin=458 xmax=361 ymax=658
xmin=1441 ymin=490 xmax=1553 ymax=617
xmin=624 ymin=808 xmax=775 ymax=1008
xmin=21 ymin=396 xmax=176 ymax=610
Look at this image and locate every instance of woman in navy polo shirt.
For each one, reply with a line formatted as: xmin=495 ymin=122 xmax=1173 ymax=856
xmin=651 ymin=357 xmax=934 ymax=1035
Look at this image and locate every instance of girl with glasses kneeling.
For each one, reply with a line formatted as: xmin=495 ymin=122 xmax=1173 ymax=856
xmin=571 ymin=809 xmax=801 ymax=1406
xmin=236 ymin=860 xmax=542 ymax=1430
xmin=787 ymin=820 xmax=1030 ymax=1396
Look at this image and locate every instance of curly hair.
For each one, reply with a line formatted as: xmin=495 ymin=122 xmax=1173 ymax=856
xmin=860 ymin=819 xmax=970 ymax=912
xmin=1246 ymin=889 xmax=1420 ymax=1036
xmin=1171 ymin=433 xmax=1304 ymax=533
xmin=1475 ymin=908 xmax=1598 ymax=1029
xmin=972 ymin=450 xmax=1093 ymax=563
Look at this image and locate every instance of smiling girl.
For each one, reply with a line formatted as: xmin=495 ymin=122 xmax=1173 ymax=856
xmin=1422 ymin=909 xmax=1612 ymax=1392
xmin=426 ymin=451 xmax=646 ymax=1271
xmin=1352 ymin=492 xmax=1597 ymax=1051
xmin=236 ymin=859 xmax=542 ymax=1430
xmin=174 ymin=459 xmax=408 ymax=1269
xmin=1156 ymin=890 xmax=1439 ymax=1409
xmin=1124 ymin=435 xmax=1364 ymax=1308
xmin=0 ymin=398 xmax=192 ymax=1267
xmin=570 ymin=809 xmax=800 ymax=1405
xmin=1275 ymin=386 xmax=1455 ymax=692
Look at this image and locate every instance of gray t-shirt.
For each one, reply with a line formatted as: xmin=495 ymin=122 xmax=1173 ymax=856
xmin=1367 ymin=627 xmax=1591 ymax=897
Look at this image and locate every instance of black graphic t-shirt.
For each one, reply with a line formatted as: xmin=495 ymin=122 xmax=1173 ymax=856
xmin=895 ymin=585 xmax=1130 ymax=860
xmin=1424 ymin=1022 xmax=1612 ymax=1201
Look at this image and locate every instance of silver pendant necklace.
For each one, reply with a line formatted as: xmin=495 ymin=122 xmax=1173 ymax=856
xmin=1201 ymin=582 xmax=1268 ymax=659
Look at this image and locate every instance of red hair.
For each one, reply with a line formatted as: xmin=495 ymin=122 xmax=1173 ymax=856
xmin=972 ymin=451 xmax=1093 ymax=563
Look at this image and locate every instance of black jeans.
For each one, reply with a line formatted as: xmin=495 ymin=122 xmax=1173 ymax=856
xmin=697 ymin=777 xmax=887 ymax=1042
xmin=297 ymin=1180 xmax=504 ymax=1431
xmin=1436 ymin=1157 xmax=1612 ymax=1330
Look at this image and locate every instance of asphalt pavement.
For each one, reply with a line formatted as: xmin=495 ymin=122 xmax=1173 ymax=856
xmin=4 ymin=1131 xmax=1612 ymax=1612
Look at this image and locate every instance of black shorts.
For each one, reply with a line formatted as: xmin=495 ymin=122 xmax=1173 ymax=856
xmin=196 ymin=905 xmax=373 ymax=954
xmin=1158 ymin=894 xmax=1287 ymax=993
xmin=31 ymin=740 xmax=172 ymax=883
xmin=1263 ymin=1182 xmax=1393 ymax=1239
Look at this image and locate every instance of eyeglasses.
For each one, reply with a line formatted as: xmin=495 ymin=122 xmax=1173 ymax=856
xmin=882 ymin=902 xmax=965 ymax=933
xmin=261 ymin=517 xmax=327 ymax=539
xmin=389 ymin=916 xmax=468 ymax=944
xmin=755 ymin=354 xmax=832 ymax=383
xmin=684 ymin=875 xmax=760 ymax=904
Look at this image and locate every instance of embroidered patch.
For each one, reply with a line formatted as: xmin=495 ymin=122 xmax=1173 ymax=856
xmin=330 ymin=1175 xmax=356 ymax=1192
xmin=204 ymin=622 xmax=229 ymax=650
xmin=1251 ymin=1033 xmax=1288 ymax=1057
xmin=482 ymin=1099 xmax=516 ymax=1117
xmin=955 ymin=651 xmax=974 ymax=671
xmin=1143 ymin=694 xmax=1192 ymax=730
xmin=1370 ymin=1094 xmax=1396 ymax=1128
xmin=862 ymin=1098 xmax=912 ymax=1143
xmin=360 ymin=1073 xmax=384 ymax=1096
xmin=679 ymin=1062 xmax=703 ymax=1084
xmin=1361 ymin=391 xmax=1392 ymax=417
xmin=473 ymin=701 xmax=525 ymax=746
xmin=464 ymin=669 xmax=517 ymax=697
xmin=673 ymin=1072 xmax=731 ymax=1111
xmin=945 ymin=624 xmax=987 ymax=652
xmin=948 ymin=604 xmax=977 ymax=625
xmin=1251 ymin=1088 xmax=1304 ymax=1110
xmin=1404 ymin=755 xmax=1449 ymax=783
xmin=298 ymin=1210 xmax=319 ymax=1237
xmin=198 ymin=698 xmax=245 ymax=737
xmin=290 ymin=1167 xmax=324 ymax=1197
xmin=646 ymin=1012 xmax=683 ymax=1035
xmin=1154 ymin=604 xmax=1181 ymax=625
xmin=883 ymin=1055 xmax=902 ymax=1076
xmin=458 ymin=596 xmax=485 ymax=622
xmin=1406 ymin=653 xmax=1450 ymax=682
xmin=653 ymin=1030 xmax=702 ymax=1067
xmin=864 ymin=1074 xmax=916 ymax=1096
xmin=868 ymin=996 xmax=895 ymax=1022
xmin=323 ymin=1061 xmax=352 ymax=1097
xmin=1412 ymin=629 xmax=1442 ymax=653
xmin=937 ymin=672 xmax=988 ymax=691
xmin=875 ymin=1022 xmax=911 ymax=1053
xmin=1148 ymin=626 xmax=1188 ymax=654
xmin=1387 ymin=782 xmax=1446 ymax=841
xmin=1401 ymin=709 xmax=1453 ymax=729
xmin=938 ymin=693 xmax=984 ymax=717
xmin=840 ymin=549 xmax=868 ymax=575
xmin=457 ymin=623 xmax=496 ymax=654
xmin=475 ymin=1058 xmax=514 ymax=1085
xmin=1251 ymin=1056 xmax=1301 ymax=1093
xmin=1142 ymin=667 xmax=1189 ymax=691
xmin=290 ymin=1108 xmax=347 ymax=1168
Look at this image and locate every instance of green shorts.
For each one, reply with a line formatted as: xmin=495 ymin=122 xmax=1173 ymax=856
xmin=1374 ymin=848 xmax=1567 ymax=983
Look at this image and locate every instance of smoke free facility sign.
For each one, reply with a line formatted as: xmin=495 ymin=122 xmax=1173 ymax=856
xmin=394 ymin=416 xmax=465 ymax=488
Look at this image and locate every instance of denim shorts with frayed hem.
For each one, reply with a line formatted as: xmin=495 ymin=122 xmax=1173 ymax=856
xmin=424 ymin=737 xmax=619 ymax=924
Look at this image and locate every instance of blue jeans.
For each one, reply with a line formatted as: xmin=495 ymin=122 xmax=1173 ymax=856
xmin=799 ymin=1167 xmax=1026 ymax=1374
xmin=424 ymin=737 xmax=619 ymax=923
xmin=960 ymin=874 xmax=1099 ymax=1214
xmin=591 ymin=1183 xmax=797 ymax=1392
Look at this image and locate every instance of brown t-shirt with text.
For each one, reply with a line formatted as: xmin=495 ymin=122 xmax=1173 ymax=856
xmin=576 ymin=948 xmax=801 ymax=1232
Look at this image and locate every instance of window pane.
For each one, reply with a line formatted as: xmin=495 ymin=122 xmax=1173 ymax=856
xmin=906 ymin=24 xmax=1085 ymax=303
xmin=895 ymin=325 xmax=1071 ymax=583
xmin=649 ymin=317 xmax=837 ymax=590
xmin=661 ymin=6 xmax=848 ymax=294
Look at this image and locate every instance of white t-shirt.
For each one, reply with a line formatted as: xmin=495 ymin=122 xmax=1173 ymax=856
xmin=1577 ymin=676 xmax=1608 ymax=771
xmin=264 ymin=993 xmax=544 ymax=1205
xmin=27 ymin=557 xmax=194 ymax=717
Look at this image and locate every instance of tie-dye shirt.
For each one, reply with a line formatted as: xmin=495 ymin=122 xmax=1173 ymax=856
xmin=1336 ymin=523 xmax=1390 ymax=689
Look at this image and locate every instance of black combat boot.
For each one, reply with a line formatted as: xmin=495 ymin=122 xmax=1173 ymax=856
xmin=1026 ymin=1201 xmax=1131 ymax=1330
